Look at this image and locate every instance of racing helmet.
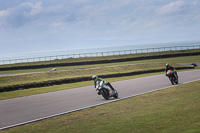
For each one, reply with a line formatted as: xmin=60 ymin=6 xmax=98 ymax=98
xmin=166 ymin=63 xmax=169 ymax=67
xmin=92 ymin=75 xmax=98 ymax=81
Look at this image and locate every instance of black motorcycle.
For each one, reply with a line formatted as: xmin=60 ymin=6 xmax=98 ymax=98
xmin=166 ymin=70 xmax=178 ymax=85
xmin=96 ymin=82 xmax=118 ymax=100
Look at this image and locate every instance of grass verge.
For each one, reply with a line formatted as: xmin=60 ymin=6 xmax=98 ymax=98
xmin=0 ymin=63 xmax=167 ymax=87
xmin=1 ymin=54 xmax=200 ymax=87
xmin=2 ymin=80 xmax=200 ymax=133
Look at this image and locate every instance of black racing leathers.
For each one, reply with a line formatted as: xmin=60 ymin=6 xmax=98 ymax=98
xmin=165 ymin=65 xmax=178 ymax=78
xmin=165 ymin=65 xmax=175 ymax=73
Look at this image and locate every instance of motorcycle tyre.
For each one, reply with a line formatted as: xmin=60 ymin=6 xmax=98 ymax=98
xmin=175 ymin=78 xmax=178 ymax=84
xmin=169 ymin=77 xmax=175 ymax=85
xmin=100 ymin=89 xmax=109 ymax=100
xmin=113 ymin=90 xmax=118 ymax=98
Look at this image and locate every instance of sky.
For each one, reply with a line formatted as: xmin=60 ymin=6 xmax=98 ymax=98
xmin=0 ymin=0 xmax=200 ymax=54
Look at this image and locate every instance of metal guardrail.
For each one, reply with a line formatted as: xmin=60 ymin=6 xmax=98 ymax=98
xmin=0 ymin=45 xmax=200 ymax=65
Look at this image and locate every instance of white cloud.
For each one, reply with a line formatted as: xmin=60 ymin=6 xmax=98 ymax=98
xmin=0 ymin=9 xmax=11 ymax=27
xmin=156 ymin=0 xmax=186 ymax=15
xmin=30 ymin=2 xmax=43 ymax=15
xmin=49 ymin=22 xmax=63 ymax=27
xmin=20 ymin=1 xmax=43 ymax=15
xmin=0 ymin=9 xmax=10 ymax=17
xmin=0 ymin=1 xmax=45 ymax=28
xmin=194 ymin=14 xmax=200 ymax=21
xmin=74 ymin=0 xmax=91 ymax=4
xmin=1 ymin=0 xmax=200 ymax=54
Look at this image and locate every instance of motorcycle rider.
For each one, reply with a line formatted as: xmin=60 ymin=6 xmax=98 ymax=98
xmin=165 ymin=63 xmax=178 ymax=78
xmin=92 ymin=75 xmax=115 ymax=96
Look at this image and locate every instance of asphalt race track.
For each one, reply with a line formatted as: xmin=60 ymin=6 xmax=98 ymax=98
xmin=0 ymin=69 xmax=200 ymax=130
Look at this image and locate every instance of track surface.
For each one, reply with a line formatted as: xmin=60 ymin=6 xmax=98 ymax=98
xmin=0 ymin=69 xmax=200 ymax=129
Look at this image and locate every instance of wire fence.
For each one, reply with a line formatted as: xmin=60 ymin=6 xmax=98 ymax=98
xmin=1 ymin=45 xmax=200 ymax=65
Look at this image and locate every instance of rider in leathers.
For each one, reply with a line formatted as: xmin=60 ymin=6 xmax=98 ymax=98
xmin=165 ymin=63 xmax=178 ymax=78
xmin=92 ymin=75 xmax=114 ymax=96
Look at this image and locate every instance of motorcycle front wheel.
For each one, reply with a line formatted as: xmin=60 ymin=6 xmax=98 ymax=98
xmin=169 ymin=77 xmax=175 ymax=85
xmin=100 ymin=88 xmax=109 ymax=100
xmin=175 ymin=77 xmax=178 ymax=84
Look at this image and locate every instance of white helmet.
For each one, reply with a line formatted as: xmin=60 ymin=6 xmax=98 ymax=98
xmin=92 ymin=75 xmax=98 ymax=81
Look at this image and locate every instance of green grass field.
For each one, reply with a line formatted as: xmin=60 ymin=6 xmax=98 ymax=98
xmin=2 ymin=80 xmax=200 ymax=133
xmin=1 ymin=54 xmax=200 ymax=88
xmin=1 ymin=49 xmax=200 ymax=132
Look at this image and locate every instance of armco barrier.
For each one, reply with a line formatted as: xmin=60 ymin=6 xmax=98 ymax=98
xmin=0 ymin=67 xmax=194 ymax=92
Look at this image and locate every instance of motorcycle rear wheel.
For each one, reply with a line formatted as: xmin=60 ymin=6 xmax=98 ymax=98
xmin=114 ymin=91 xmax=118 ymax=98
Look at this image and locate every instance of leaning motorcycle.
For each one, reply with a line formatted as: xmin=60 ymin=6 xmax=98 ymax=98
xmin=166 ymin=70 xmax=178 ymax=85
xmin=96 ymin=81 xmax=118 ymax=100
